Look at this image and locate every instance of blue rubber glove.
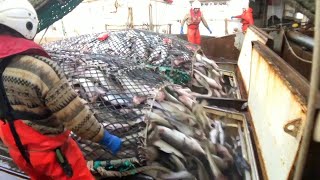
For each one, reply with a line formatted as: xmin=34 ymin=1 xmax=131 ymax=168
xmin=180 ymin=27 xmax=184 ymax=34
xmin=208 ymin=28 xmax=212 ymax=34
xmin=99 ymin=131 xmax=122 ymax=155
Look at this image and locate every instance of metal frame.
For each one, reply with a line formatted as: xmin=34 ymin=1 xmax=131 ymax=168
xmin=204 ymin=106 xmax=260 ymax=180
xmin=293 ymin=0 xmax=320 ymax=179
xmin=0 ymin=155 xmax=28 ymax=179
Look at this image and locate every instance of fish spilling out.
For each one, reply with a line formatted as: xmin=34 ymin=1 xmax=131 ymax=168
xmin=139 ymin=85 xmax=251 ymax=180
xmin=191 ymin=53 xmax=239 ymax=99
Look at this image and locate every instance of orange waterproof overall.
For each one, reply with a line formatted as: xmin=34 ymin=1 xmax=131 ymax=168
xmin=233 ymin=8 xmax=254 ymax=32
xmin=187 ymin=9 xmax=202 ymax=45
xmin=0 ymin=35 xmax=94 ymax=180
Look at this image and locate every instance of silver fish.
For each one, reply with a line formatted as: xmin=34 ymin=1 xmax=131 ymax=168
xmin=192 ymin=73 xmax=213 ymax=98
xmin=169 ymin=154 xmax=186 ymax=171
xmin=152 ymin=139 xmax=186 ymax=161
xmin=210 ymin=126 xmax=219 ymax=144
xmin=194 ymin=69 xmax=222 ymax=90
xmin=160 ymin=171 xmax=195 ymax=180
xmin=102 ymin=93 xmax=132 ymax=106
xmin=156 ymin=125 xmax=205 ymax=156
xmin=142 ymin=109 xmax=174 ymax=128
xmin=205 ymin=145 xmax=227 ymax=180
xmin=195 ymin=53 xmax=219 ymax=70
xmin=178 ymin=95 xmax=194 ymax=109
xmin=164 ymin=116 xmax=195 ymax=137
xmin=216 ymin=121 xmax=225 ymax=145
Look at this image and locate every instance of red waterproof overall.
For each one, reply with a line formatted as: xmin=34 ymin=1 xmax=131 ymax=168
xmin=234 ymin=8 xmax=254 ymax=32
xmin=0 ymin=35 xmax=94 ymax=180
xmin=187 ymin=9 xmax=202 ymax=45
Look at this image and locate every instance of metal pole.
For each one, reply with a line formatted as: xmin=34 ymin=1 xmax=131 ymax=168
xmin=314 ymin=113 xmax=320 ymax=141
xmin=224 ymin=18 xmax=228 ymax=35
xmin=286 ymin=30 xmax=314 ymax=50
xmin=293 ymin=0 xmax=320 ymax=179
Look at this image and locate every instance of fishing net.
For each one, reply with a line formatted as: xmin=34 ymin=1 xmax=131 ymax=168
xmin=45 ymin=49 xmax=169 ymax=167
xmin=43 ymin=29 xmax=199 ymax=85
xmin=0 ymin=51 xmax=170 ymax=178
xmin=41 ymin=30 xmax=203 ymax=176
xmin=43 ymin=29 xmax=241 ymax=99
xmin=28 ymin=0 xmax=83 ymax=32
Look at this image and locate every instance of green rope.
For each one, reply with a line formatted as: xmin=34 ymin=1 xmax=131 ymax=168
xmin=93 ymin=161 xmax=103 ymax=170
xmin=93 ymin=160 xmax=136 ymax=172
xmin=145 ymin=65 xmax=191 ymax=85
xmin=119 ymin=160 xmax=136 ymax=172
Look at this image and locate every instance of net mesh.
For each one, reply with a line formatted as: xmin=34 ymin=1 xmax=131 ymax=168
xmin=28 ymin=0 xmax=83 ymax=32
xmin=0 ymin=30 xmax=200 ymax=176
xmin=43 ymin=29 xmax=199 ymax=78
xmin=0 ymin=29 xmax=242 ymax=178
xmin=46 ymin=49 xmax=169 ymax=165
xmin=41 ymin=29 xmax=201 ymax=171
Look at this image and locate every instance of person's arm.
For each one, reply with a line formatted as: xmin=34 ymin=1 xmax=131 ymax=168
xmin=201 ymin=14 xmax=212 ymax=34
xmin=181 ymin=13 xmax=189 ymax=27
xmin=180 ymin=14 xmax=189 ymax=34
xmin=201 ymin=14 xmax=210 ymax=29
xmin=233 ymin=15 xmax=242 ymax=18
xmin=45 ymin=79 xmax=104 ymax=142
xmin=40 ymin=56 xmax=121 ymax=153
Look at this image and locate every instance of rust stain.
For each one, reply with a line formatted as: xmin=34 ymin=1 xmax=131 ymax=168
xmin=201 ymin=35 xmax=240 ymax=60
xmin=252 ymin=41 xmax=310 ymax=111
xmin=261 ymin=54 xmax=307 ymax=111
xmin=176 ymin=34 xmax=240 ymax=61
xmin=266 ymin=58 xmax=307 ymax=112
xmin=235 ymin=67 xmax=248 ymax=100
xmin=251 ymin=43 xmax=308 ymax=179
xmin=245 ymin=110 xmax=269 ymax=180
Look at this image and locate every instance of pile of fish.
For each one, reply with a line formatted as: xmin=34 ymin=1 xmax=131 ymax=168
xmin=191 ymin=53 xmax=238 ymax=99
xmin=90 ymin=85 xmax=251 ymax=179
xmin=145 ymin=85 xmax=250 ymax=180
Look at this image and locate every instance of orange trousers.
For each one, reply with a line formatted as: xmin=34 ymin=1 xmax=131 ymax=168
xmin=242 ymin=23 xmax=250 ymax=32
xmin=0 ymin=120 xmax=94 ymax=180
xmin=187 ymin=26 xmax=201 ymax=45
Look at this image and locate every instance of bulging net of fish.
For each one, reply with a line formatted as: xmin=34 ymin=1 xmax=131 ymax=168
xmin=43 ymin=29 xmax=241 ymax=99
xmin=48 ymin=50 xmax=169 ymax=169
xmin=43 ymin=29 xmax=199 ymax=85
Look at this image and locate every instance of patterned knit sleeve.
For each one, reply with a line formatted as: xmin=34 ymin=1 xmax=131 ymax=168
xmin=38 ymin=56 xmax=104 ymax=142
xmin=45 ymin=79 xmax=104 ymax=142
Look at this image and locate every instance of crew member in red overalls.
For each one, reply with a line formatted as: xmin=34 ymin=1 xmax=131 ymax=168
xmin=180 ymin=0 xmax=212 ymax=45
xmin=0 ymin=0 xmax=121 ymax=179
xmin=231 ymin=7 xmax=254 ymax=32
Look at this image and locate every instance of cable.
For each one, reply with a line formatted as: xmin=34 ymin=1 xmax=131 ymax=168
xmin=127 ymin=7 xmax=134 ymax=29
xmin=283 ymin=31 xmax=313 ymax=63
xmin=38 ymin=27 xmax=49 ymax=44
xmin=149 ymin=3 xmax=153 ymax=31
